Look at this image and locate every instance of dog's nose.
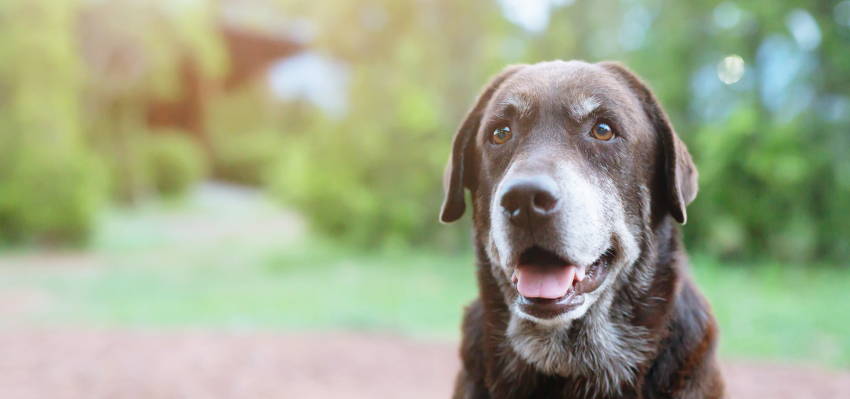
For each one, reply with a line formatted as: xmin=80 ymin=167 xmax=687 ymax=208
xmin=499 ymin=176 xmax=561 ymax=220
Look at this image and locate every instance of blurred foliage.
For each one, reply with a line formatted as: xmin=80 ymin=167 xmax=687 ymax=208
xmin=0 ymin=0 xmax=106 ymax=245
xmin=0 ymin=0 xmax=222 ymax=244
xmin=78 ymin=0 xmax=224 ymax=204
xmin=267 ymin=0 xmax=507 ymax=249
xmin=271 ymin=0 xmax=850 ymax=261
xmin=206 ymin=87 xmax=287 ymax=185
xmin=212 ymin=130 xmax=283 ymax=185
xmin=1 ymin=0 xmax=849 ymax=261
xmin=143 ymin=132 xmax=207 ymax=199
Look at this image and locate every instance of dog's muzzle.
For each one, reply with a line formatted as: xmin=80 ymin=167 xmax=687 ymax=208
xmin=495 ymin=172 xmax=615 ymax=320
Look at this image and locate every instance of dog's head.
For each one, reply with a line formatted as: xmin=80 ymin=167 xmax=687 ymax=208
xmin=441 ymin=60 xmax=697 ymax=325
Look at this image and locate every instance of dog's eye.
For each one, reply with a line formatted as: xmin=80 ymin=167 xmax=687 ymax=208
xmin=491 ymin=126 xmax=512 ymax=145
xmin=590 ymin=123 xmax=615 ymax=141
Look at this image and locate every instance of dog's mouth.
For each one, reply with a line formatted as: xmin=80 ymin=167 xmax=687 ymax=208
xmin=511 ymin=246 xmax=615 ymax=319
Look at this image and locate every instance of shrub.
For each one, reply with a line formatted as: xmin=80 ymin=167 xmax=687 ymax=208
xmin=205 ymin=86 xmax=290 ymax=186
xmin=686 ymin=109 xmax=850 ymax=262
xmin=265 ymin=79 xmax=469 ymax=250
xmin=211 ymin=130 xmax=284 ymax=186
xmin=0 ymin=0 xmax=107 ymax=246
xmin=142 ymin=132 xmax=207 ymax=199
xmin=0 ymin=150 xmax=106 ymax=246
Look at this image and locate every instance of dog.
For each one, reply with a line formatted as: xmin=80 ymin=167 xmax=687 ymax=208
xmin=440 ymin=60 xmax=723 ymax=398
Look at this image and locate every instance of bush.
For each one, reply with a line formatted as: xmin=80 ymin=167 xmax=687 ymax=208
xmin=0 ymin=0 xmax=107 ymax=246
xmin=0 ymin=150 xmax=106 ymax=246
xmin=265 ymin=77 xmax=469 ymax=249
xmin=205 ymin=86 xmax=290 ymax=186
xmin=143 ymin=132 xmax=207 ymax=199
xmin=686 ymin=109 xmax=850 ymax=262
xmin=211 ymin=130 xmax=284 ymax=186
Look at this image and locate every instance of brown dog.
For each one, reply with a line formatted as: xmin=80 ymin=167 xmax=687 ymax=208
xmin=441 ymin=61 xmax=723 ymax=398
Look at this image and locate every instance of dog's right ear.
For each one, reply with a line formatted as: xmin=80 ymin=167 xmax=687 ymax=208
xmin=440 ymin=65 xmax=526 ymax=223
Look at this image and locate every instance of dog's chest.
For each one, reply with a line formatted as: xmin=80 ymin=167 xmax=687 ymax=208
xmin=493 ymin=373 xmax=642 ymax=399
xmin=502 ymin=313 xmax=652 ymax=398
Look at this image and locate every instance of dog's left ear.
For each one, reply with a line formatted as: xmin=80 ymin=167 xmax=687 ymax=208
xmin=599 ymin=62 xmax=698 ymax=224
xmin=440 ymin=65 xmax=526 ymax=223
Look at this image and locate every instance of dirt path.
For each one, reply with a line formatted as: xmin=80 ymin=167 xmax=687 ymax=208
xmin=1 ymin=329 xmax=848 ymax=399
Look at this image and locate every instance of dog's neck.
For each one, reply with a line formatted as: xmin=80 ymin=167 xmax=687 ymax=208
xmin=473 ymin=218 xmax=682 ymax=397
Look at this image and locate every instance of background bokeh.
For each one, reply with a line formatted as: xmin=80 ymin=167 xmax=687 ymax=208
xmin=1 ymin=0 xmax=849 ymax=397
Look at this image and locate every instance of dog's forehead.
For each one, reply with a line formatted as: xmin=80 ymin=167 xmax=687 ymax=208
xmin=489 ymin=61 xmax=636 ymax=118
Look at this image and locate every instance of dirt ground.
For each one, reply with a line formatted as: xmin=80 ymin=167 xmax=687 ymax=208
xmin=1 ymin=329 xmax=849 ymax=399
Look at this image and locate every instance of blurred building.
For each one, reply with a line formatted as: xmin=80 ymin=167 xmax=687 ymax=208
xmin=144 ymin=23 xmax=303 ymax=148
xmin=79 ymin=3 xmax=304 ymax=149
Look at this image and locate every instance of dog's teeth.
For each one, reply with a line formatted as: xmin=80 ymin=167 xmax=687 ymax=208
xmin=575 ymin=266 xmax=587 ymax=282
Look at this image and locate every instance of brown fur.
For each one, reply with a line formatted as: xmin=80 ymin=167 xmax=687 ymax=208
xmin=441 ymin=61 xmax=723 ymax=398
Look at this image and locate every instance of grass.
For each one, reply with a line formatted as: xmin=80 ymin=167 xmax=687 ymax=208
xmin=48 ymin=244 xmax=477 ymax=337
xmin=692 ymin=254 xmax=850 ymax=367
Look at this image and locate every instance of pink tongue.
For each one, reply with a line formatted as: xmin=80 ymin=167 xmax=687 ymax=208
xmin=516 ymin=264 xmax=577 ymax=299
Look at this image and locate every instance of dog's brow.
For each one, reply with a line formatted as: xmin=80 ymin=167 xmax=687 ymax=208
xmin=496 ymin=96 xmax=532 ymax=119
xmin=568 ymin=96 xmax=601 ymax=120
